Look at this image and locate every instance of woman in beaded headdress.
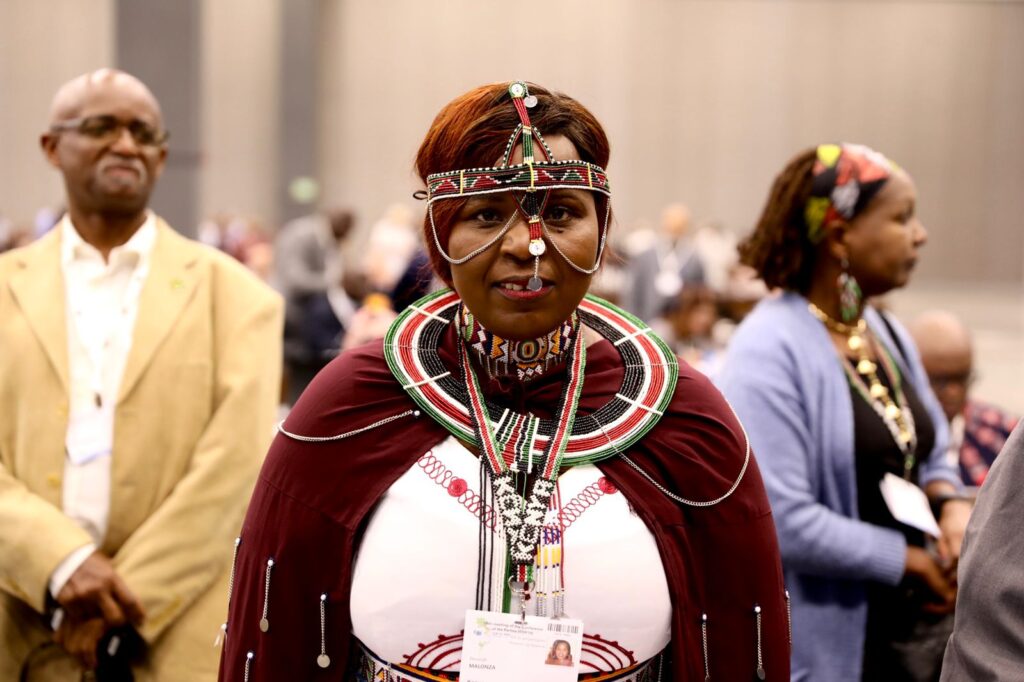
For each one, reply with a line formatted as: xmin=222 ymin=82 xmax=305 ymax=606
xmin=219 ymin=82 xmax=788 ymax=681
xmin=719 ymin=144 xmax=971 ymax=681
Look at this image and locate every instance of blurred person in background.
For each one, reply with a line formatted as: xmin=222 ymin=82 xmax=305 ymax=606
xmin=361 ymin=203 xmax=432 ymax=312
xmin=275 ymin=207 xmax=357 ymax=403
xmin=718 ymin=263 xmax=768 ymax=324
xmin=719 ymin=144 xmax=969 ymax=681
xmin=198 ymin=211 xmax=276 ymax=284
xmin=653 ymin=284 xmax=725 ymax=379
xmin=691 ymin=219 xmax=739 ymax=293
xmin=624 ymin=202 xmax=706 ymax=324
xmin=0 ymin=68 xmax=282 ymax=680
xmin=240 ymin=237 xmax=275 ymax=285
xmin=198 ymin=211 xmax=253 ymax=262
xmin=339 ymin=292 xmax=398 ymax=352
xmin=0 ymin=215 xmax=34 ymax=253
xmin=0 ymin=214 xmax=12 ymax=251
xmin=909 ymin=310 xmax=1019 ymax=489
xmin=585 ymin=243 xmax=627 ymax=306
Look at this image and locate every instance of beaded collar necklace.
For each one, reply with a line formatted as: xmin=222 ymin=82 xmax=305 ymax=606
xmin=454 ymin=304 xmax=578 ymax=381
xmin=384 ymin=289 xmax=678 ymax=469
xmin=808 ymin=302 xmax=918 ymax=477
xmin=385 ymin=289 xmax=677 ymax=587
xmin=423 ymin=81 xmax=612 ymax=292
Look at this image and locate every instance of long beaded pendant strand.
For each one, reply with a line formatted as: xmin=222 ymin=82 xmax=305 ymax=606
xmin=459 ymin=324 xmax=587 ymax=590
xmin=808 ymin=302 xmax=918 ymax=478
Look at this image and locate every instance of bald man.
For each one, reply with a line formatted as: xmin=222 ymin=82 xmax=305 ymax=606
xmin=0 ymin=69 xmax=283 ymax=680
xmin=909 ymin=311 xmax=1018 ymax=488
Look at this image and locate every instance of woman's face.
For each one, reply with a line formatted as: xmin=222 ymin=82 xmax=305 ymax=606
xmin=842 ymin=170 xmax=927 ymax=297
xmin=447 ymin=136 xmax=600 ymax=340
xmin=555 ymin=642 xmax=570 ymax=661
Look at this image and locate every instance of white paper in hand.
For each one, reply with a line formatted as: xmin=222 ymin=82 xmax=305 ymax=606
xmin=879 ymin=472 xmax=941 ymax=537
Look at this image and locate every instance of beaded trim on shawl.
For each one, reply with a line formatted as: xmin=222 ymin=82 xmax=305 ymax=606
xmin=383 ymin=289 xmax=679 ymax=468
xmin=354 ymin=638 xmax=664 ymax=682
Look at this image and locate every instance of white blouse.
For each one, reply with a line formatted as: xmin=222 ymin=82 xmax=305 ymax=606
xmin=351 ymin=436 xmax=672 ymax=674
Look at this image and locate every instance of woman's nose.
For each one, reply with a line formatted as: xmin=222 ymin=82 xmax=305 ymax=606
xmin=498 ymin=212 xmax=534 ymax=258
xmin=912 ymin=219 xmax=928 ymax=247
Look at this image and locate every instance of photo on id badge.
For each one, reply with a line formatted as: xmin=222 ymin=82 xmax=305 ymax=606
xmin=545 ymin=640 xmax=574 ymax=667
xmin=461 ymin=610 xmax=583 ymax=682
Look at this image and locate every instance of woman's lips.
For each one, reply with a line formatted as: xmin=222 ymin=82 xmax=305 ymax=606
xmin=494 ymin=280 xmax=553 ymax=301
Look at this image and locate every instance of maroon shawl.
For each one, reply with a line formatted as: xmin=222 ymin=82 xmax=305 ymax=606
xmin=219 ymin=328 xmax=789 ymax=680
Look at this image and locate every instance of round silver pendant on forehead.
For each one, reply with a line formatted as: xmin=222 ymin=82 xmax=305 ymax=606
xmin=529 ymin=240 xmax=546 ymax=256
xmin=524 ymin=95 xmax=538 ymax=108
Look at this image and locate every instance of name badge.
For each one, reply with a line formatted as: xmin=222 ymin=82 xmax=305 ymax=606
xmin=879 ymin=472 xmax=941 ymax=537
xmin=461 ymin=610 xmax=584 ymax=682
xmin=65 ymin=406 xmax=115 ymax=465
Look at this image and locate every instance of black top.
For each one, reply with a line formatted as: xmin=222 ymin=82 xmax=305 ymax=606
xmin=850 ymin=352 xmax=936 ymax=549
xmin=852 ymin=348 xmax=947 ymax=680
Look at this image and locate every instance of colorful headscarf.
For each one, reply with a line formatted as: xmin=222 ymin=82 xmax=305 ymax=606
xmin=805 ymin=143 xmax=895 ymax=243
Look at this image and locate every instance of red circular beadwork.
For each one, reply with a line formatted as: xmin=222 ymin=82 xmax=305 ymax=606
xmin=598 ymin=477 xmax=617 ymax=494
xmin=448 ymin=478 xmax=468 ymax=496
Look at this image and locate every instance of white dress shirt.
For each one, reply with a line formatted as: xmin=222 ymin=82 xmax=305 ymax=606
xmin=48 ymin=214 xmax=156 ymax=597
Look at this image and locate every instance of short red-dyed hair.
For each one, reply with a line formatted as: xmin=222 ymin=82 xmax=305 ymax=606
xmin=415 ymin=82 xmax=611 ymax=286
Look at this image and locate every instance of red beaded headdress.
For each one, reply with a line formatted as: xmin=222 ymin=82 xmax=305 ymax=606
xmin=425 ymin=81 xmax=612 ymax=291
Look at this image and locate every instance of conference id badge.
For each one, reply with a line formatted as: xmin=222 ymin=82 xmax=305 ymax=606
xmin=65 ymin=406 xmax=115 ymax=465
xmin=461 ymin=610 xmax=583 ymax=682
xmin=879 ymin=472 xmax=941 ymax=537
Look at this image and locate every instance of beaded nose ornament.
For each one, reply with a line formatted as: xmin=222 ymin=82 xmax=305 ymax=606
xmin=425 ymin=81 xmax=612 ymax=291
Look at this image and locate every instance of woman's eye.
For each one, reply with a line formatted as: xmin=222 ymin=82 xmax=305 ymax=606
xmin=545 ymin=205 xmax=575 ymax=223
xmin=473 ymin=209 xmax=504 ymax=224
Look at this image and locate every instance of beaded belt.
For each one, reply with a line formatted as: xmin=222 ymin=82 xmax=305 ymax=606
xmin=354 ymin=640 xmax=664 ymax=682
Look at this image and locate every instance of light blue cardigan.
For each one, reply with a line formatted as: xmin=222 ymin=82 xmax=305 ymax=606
xmin=718 ymin=292 xmax=958 ymax=682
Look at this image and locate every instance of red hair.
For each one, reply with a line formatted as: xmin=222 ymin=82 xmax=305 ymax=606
xmin=415 ymin=82 xmax=611 ymax=285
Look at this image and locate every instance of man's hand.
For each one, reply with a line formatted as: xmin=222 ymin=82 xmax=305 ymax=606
xmin=54 ymin=616 xmax=107 ymax=670
xmin=56 ymin=551 xmax=145 ymax=627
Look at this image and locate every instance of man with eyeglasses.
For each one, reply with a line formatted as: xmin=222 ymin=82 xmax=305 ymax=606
xmin=909 ymin=310 xmax=1019 ymax=490
xmin=0 ymin=69 xmax=282 ymax=680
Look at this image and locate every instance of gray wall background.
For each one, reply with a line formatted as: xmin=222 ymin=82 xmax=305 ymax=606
xmin=2 ymin=0 xmax=1023 ymax=285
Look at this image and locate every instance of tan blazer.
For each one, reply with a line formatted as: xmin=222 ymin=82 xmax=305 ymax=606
xmin=0 ymin=219 xmax=283 ymax=681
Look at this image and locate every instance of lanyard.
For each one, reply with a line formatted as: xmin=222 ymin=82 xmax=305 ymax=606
xmin=67 ymin=259 xmax=148 ymax=407
xmin=459 ymin=331 xmax=586 ymax=588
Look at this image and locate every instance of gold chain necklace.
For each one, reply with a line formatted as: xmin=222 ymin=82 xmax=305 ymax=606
xmin=808 ymin=302 xmax=918 ymax=478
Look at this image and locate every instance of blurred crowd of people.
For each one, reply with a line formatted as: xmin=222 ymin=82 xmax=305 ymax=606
xmin=2 ymin=196 xmax=767 ymax=403
xmin=3 ymin=68 xmax=1022 ymax=682
xmin=4 ymin=196 xmax=1014 ymax=451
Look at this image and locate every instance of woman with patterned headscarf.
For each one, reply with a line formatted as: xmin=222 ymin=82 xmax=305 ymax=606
xmin=720 ymin=145 xmax=971 ymax=681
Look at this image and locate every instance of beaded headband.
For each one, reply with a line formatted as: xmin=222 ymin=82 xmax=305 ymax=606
xmin=805 ymin=143 xmax=894 ymax=244
xmin=424 ymin=81 xmax=612 ymax=291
